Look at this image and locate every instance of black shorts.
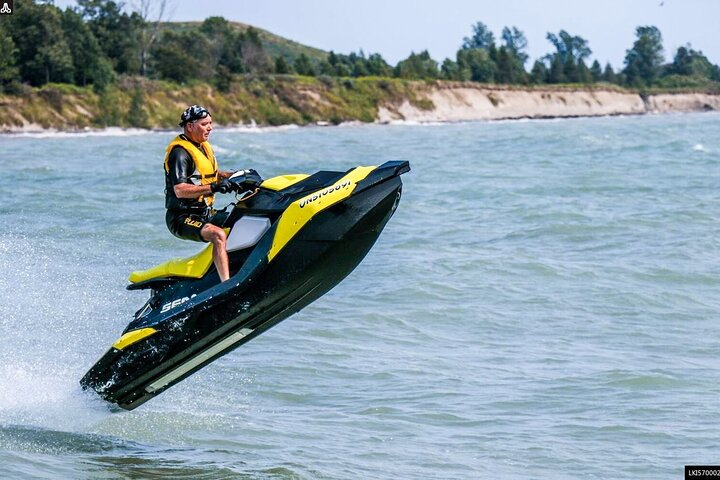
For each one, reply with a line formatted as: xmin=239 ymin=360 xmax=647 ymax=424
xmin=166 ymin=209 xmax=210 ymax=242
xmin=166 ymin=209 xmax=229 ymax=242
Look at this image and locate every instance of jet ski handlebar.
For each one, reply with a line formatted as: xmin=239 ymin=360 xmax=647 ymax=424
xmin=227 ymin=169 xmax=263 ymax=192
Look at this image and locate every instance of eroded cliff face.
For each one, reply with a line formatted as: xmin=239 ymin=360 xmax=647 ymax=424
xmin=643 ymin=93 xmax=720 ymax=113
xmin=377 ymin=85 xmax=720 ymax=123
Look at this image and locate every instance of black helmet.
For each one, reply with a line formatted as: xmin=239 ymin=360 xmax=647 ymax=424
xmin=179 ymin=105 xmax=211 ymax=127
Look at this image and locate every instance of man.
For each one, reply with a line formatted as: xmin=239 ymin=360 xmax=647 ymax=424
xmin=164 ymin=105 xmax=236 ymax=282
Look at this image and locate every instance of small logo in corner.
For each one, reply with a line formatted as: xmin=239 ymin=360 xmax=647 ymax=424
xmin=0 ymin=1 xmax=13 ymax=15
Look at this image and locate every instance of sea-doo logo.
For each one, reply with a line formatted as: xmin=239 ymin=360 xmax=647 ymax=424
xmin=299 ymin=180 xmax=352 ymax=208
xmin=161 ymin=294 xmax=197 ymax=313
xmin=0 ymin=1 xmax=13 ymax=15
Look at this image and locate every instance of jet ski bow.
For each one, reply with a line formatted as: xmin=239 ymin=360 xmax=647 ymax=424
xmin=80 ymin=161 xmax=410 ymax=410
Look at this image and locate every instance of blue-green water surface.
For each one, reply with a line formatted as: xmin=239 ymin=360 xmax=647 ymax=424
xmin=1 ymin=113 xmax=719 ymax=479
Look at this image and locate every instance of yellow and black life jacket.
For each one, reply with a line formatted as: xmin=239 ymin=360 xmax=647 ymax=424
xmin=164 ymin=136 xmax=218 ymax=206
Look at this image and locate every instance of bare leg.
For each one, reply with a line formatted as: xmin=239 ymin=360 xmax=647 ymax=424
xmin=201 ymin=224 xmax=229 ymax=282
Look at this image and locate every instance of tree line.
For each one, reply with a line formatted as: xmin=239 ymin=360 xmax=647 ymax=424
xmin=1 ymin=0 xmax=719 ymax=93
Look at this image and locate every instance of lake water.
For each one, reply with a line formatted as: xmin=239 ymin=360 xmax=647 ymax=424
xmin=1 ymin=113 xmax=719 ymax=479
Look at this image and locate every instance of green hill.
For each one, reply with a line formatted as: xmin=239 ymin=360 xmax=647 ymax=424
xmin=163 ymin=21 xmax=329 ymax=64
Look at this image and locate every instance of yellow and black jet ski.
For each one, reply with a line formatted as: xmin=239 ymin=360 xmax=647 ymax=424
xmin=80 ymin=161 xmax=410 ymax=410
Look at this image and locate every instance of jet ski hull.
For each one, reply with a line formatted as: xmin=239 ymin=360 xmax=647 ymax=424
xmin=81 ymin=164 xmax=406 ymax=410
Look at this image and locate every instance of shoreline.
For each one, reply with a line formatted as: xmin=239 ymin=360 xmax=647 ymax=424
xmin=2 ymin=110 xmax=718 ymax=136
xmin=2 ymin=83 xmax=720 ymax=134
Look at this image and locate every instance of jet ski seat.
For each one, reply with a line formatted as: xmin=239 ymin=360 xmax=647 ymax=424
xmin=128 ymin=243 xmax=214 ymax=287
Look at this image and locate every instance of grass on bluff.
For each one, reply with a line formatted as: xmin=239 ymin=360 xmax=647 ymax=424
xmin=0 ymin=75 xmax=439 ymax=130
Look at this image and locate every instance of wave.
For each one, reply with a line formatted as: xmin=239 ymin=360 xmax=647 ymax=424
xmin=0 ymin=127 xmax=163 ymax=139
xmin=219 ymin=123 xmax=300 ymax=134
xmin=0 ymin=123 xmax=306 ymax=139
xmin=0 ymin=361 xmax=111 ymax=432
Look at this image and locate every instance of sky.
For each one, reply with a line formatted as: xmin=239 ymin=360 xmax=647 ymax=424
xmin=54 ymin=0 xmax=720 ymax=69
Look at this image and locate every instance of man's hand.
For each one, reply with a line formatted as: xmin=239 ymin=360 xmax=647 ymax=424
xmin=211 ymin=179 xmax=233 ymax=194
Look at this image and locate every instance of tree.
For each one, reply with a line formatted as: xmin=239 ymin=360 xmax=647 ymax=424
xmin=318 ymin=50 xmax=391 ymax=78
xmin=61 ymin=8 xmax=113 ymax=88
xmin=318 ymin=60 xmax=335 ymax=76
xmin=348 ymin=51 xmax=369 ymax=77
xmin=623 ymin=26 xmax=664 ymax=87
xmin=546 ymin=54 xmax=565 ymax=83
xmin=529 ymin=60 xmax=547 ymax=84
xmin=441 ymin=58 xmax=463 ymax=81
xmin=214 ymin=64 xmax=232 ymax=92
xmin=274 ymin=56 xmax=292 ymax=74
xmin=456 ymin=48 xmax=495 ymax=82
xmin=78 ymin=0 xmax=144 ymax=75
xmin=324 ymin=51 xmax=343 ymax=76
xmin=8 ymin=1 xmax=75 ymax=85
xmin=563 ymin=55 xmax=578 ymax=82
xmin=544 ymin=30 xmax=591 ymax=84
xmin=240 ymin=27 xmax=272 ymax=73
xmin=602 ymin=63 xmax=618 ymax=84
xmin=0 ymin=22 xmax=20 ymax=88
xmin=200 ymin=16 xmax=244 ymax=74
xmin=294 ymin=53 xmax=315 ymax=76
xmin=150 ymin=29 xmax=208 ymax=83
xmin=321 ymin=52 xmax=347 ymax=76
xmin=590 ymin=60 xmax=602 ymax=82
xmin=394 ymin=50 xmax=439 ymax=79
xmin=365 ymin=53 xmax=392 ymax=77
xmin=132 ymin=0 xmax=173 ymax=77
xmin=455 ymin=22 xmax=500 ymax=83
xmin=498 ymin=27 xmax=529 ymax=84
xmin=328 ymin=51 xmax=350 ymax=77
xmin=501 ymin=26 xmax=528 ymax=65
xmin=463 ymin=21 xmax=495 ymax=50
xmin=546 ymin=30 xmax=591 ymax=64
xmin=494 ymin=46 xmax=514 ymax=84
xmin=546 ymin=30 xmax=591 ymax=67
xmin=669 ymin=46 xmax=693 ymax=76
xmin=576 ymin=59 xmax=592 ymax=83
xmin=667 ymin=45 xmax=716 ymax=79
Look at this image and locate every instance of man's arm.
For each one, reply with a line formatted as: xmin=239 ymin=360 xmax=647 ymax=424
xmin=173 ymin=182 xmax=213 ymax=199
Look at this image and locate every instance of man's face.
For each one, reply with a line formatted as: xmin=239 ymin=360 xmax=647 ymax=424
xmin=186 ymin=115 xmax=213 ymax=143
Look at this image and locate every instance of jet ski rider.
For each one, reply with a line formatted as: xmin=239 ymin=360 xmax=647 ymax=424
xmin=164 ymin=105 xmax=242 ymax=283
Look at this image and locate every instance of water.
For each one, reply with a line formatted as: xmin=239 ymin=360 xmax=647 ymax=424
xmin=1 ymin=113 xmax=719 ymax=479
